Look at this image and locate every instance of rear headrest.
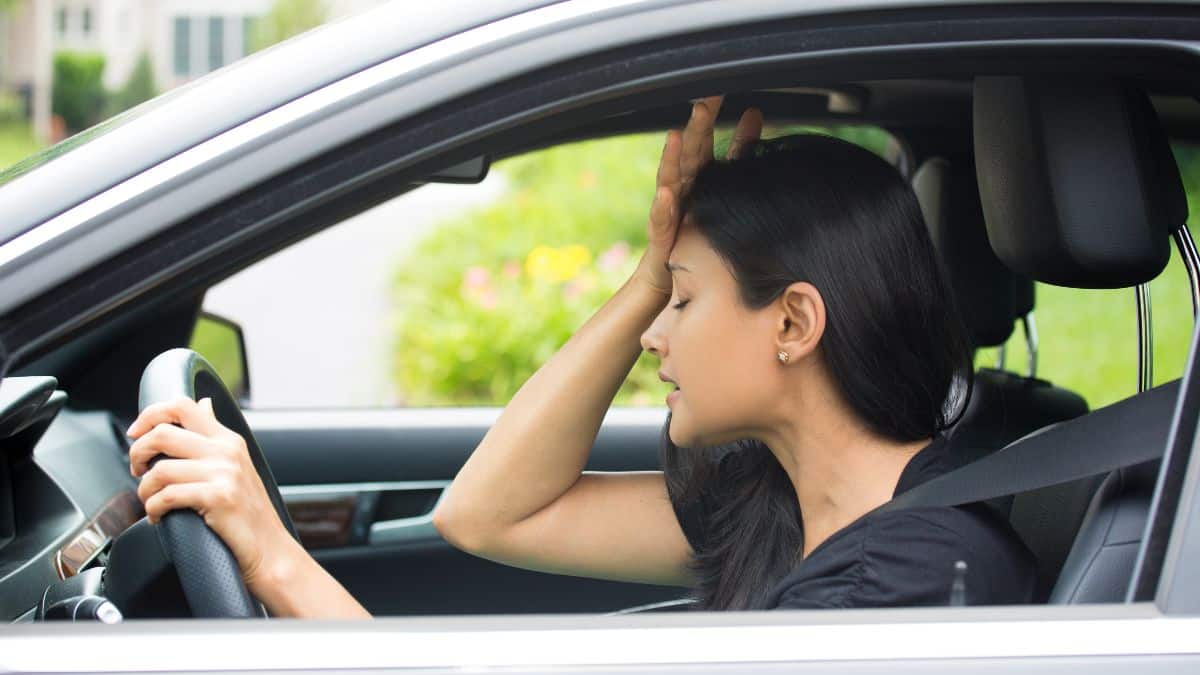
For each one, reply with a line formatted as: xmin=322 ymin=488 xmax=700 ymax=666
xmin=973 ymin=77 xmax=1187 ymax=288
xmin=913 ymin=154 xmax=1030 ymax=347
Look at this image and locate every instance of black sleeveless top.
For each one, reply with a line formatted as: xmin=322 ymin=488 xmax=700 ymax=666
xmin=671 ymin=434 xmax=1038 ymax=609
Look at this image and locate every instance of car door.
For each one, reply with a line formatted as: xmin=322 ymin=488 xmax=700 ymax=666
xmin=248 ymin=406 xmax=684 ymax=616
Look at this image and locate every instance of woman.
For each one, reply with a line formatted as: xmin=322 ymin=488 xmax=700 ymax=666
xmin=127 ymin=96 xmax=1036 ymax=617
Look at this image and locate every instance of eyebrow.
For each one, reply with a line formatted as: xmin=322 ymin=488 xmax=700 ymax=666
xmin=666 ymin=262 xmax=691 ymax=273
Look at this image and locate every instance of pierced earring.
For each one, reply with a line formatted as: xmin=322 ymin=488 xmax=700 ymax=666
xmin=777 ymin=350 xmax=790 ymax=364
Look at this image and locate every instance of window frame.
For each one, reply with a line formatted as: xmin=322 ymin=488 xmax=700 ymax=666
xmin=3 ymin=5 xmax=1200 ymax=667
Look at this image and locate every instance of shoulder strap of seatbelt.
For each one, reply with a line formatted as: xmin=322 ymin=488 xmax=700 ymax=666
xmin=875 ymin=379 xmax=1180 ymax=515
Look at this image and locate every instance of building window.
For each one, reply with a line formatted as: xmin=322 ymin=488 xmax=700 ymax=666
xmin=208 ymin=17 xmax=225 ymax=71
xmin=243 ymin=15 xmax=258 ymax=55
xmin=55 ymin=7 xmax=67 ymax=36
xmin=173 ymin=17 xmax=191 ymax=76
xmin=81 ymin=7 xmax=92 ymax=36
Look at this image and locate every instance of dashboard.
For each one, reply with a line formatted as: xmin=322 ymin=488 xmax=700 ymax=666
xmin=0 ymin=376 xmax=145 ymax=622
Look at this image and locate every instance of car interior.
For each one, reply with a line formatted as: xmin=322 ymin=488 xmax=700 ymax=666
xmin=2 ymin=21 xmax=1200 ymax=622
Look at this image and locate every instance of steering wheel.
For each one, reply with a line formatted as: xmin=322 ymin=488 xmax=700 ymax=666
xmin=137 ymin=348 xmax=299 ymax=618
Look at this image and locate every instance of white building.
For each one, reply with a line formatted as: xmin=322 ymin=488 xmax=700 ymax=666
xmin=1 ymin=0 xmax=383 ymax=142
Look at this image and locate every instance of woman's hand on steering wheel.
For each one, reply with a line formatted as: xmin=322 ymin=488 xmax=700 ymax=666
xmin=635 ymin=95 xmax=763 ymax=296
xmin=127 ymin=397 xmax=300 ymax=599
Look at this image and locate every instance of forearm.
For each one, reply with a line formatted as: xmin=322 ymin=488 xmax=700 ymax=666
xmin=434 ymin=266 xmax=669 ymax=545
xmin=252 ymin=538 xmax=371 ymax=619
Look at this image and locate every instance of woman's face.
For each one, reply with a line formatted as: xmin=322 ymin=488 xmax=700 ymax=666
xmin=640 ymin=220 xmax=782 ymax=448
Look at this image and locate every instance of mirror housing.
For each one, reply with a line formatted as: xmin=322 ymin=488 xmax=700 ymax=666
xmin=187 ymin=312 xmax=250 ymax=405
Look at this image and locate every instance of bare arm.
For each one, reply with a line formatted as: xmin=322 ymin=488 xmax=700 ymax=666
xmin=433 ymin=272 xmax=695 ymax=585
xmin=433 ymin=97 xmax=762 ymax=586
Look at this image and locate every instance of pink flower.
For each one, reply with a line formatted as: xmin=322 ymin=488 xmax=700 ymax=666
xmin=502 ymin=261 xmax=521 ymax=279
xmin=598 ymin=241 xmax=631 ymax=272
xmin=464 ymin=266 xmax=491 ymax=289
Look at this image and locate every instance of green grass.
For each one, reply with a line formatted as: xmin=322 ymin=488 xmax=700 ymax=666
xmin=978 ymin=248 xmax=1193 ymax=411
xmin=0 ymin=122 xmax=43 ymax=170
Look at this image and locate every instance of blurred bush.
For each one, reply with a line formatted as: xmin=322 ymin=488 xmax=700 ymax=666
xmin=51 ymin=51 xmax=106 ymax=133
xmin=391 ymin=134 xmax=664 ymax=406
xmin=249 ymin=0 xmax=328 ymax=52
xmin=106 ymin=51 xmax=158 ymax=118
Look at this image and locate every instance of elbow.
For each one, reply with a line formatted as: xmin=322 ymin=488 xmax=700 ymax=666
xmin=431 ymin=499 xmax=489 ymax=554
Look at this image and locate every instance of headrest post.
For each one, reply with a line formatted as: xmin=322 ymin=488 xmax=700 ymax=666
xmin=1172 ymin=225 xmax=1200 ymax=319
xmin=1136 ymin=284 xmax=1153 ymax=393
xmin=1021 ymin=313 xmax=1038 ymax=379
xmin=995 ymin=344 xmax=1007 ymax=371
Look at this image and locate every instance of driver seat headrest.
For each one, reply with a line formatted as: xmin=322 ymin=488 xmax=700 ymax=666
xmin=973 ymin=77 xmax=1187 ymax=289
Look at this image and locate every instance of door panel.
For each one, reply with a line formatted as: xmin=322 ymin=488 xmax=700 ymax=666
xmin=248 ymin=407 xmax=689 ymax=616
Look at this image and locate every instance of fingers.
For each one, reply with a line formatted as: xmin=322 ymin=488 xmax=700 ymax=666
xmin=136 ymin=457 xmax=215 ymax=505
xmin=128 ymin=396 xmax=224 ymax=439
xmin=655 ymin=129 xmax=682 ymax=192
xmin=647 ymin=186 xmax=678 ymax=245
xmin=128 ymin=421 xmax=219 ymax=477
xmin=144 ymin=482 xmax=228 ymax=524
xmin=680 ymin=96 xmax=723 ymax=179
xmin=726 ymin=107 xmax=764 ymax=160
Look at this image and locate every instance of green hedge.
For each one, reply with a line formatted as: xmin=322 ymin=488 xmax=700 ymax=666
xmin=51 ymin=51 xmax=107 ymax=133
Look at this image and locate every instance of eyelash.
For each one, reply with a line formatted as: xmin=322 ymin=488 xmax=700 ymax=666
xmin=672 ymin=299 xmax=690 ymax=310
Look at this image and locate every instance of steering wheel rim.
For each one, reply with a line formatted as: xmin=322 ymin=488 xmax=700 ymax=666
xmin=138 ymin=348 xmax=298 ymax=618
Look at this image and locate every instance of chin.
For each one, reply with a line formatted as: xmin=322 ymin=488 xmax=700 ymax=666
xmin=667 ymin=416 xmax=697 ymax=448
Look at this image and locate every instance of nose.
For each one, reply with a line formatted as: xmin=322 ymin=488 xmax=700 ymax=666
xmin=640 ymin=305 xmax=670 ymax=357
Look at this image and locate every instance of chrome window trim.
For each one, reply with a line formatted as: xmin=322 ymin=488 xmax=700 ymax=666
xmin=245 ymin=406 xmax=668 ymax=430
xmin=279 ymin=480 xmax=451 ymax=497
xmin=3 ymin=609 xmax=1199 ymax=671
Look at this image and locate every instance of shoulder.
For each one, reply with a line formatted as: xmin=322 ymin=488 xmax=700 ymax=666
xmin=768 ymin=505 xmax=1036 ymax=609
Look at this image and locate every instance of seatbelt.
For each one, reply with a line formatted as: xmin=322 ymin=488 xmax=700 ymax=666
xmin=874 ymin=378 xmax=1180 ymax=515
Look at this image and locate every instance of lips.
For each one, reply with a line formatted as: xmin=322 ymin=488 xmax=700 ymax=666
xmin=660 ymin=371 xmax=680 ymax=405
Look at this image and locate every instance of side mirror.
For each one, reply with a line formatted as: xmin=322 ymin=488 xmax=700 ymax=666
xmin=188 ymin=312 xmax=250 ymax=405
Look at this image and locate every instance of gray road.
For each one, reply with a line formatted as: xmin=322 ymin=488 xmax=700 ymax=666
xmin=203 ymin=174 xmax=507 ymax=409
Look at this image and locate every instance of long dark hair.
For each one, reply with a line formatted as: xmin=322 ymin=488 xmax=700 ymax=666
xmin=660 ymin=134 xmax=974 ymax=610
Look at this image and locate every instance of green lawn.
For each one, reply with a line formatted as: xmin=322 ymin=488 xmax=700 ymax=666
xmin=0 ymin=122 xmax=43 ymax=170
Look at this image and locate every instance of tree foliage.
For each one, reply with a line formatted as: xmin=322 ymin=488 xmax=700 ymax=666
xmin=51 ymin=51 xmax=106 ymax=133
xmin=249 ymin=0 xmax=328 ymax=52
xmin=107 ymin=51 xmax=157 ymax=117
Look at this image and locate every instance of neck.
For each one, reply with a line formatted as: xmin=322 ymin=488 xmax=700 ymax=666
xmin=761 ymin=390 xmax=931 ymax=559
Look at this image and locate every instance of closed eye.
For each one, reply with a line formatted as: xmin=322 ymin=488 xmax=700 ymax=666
xmin=672 ymin=299 xmax=690 ymax=310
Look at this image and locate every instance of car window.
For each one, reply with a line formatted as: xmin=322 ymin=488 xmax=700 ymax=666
xmin=198 ymin=125 xmax=898 ymax=409
xmin=974 ymin=141 xmax=1200 ymax=409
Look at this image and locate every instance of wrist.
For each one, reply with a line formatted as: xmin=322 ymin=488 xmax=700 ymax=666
xmin=631 ymin=256 xmax=672 ymax=300
xmin=245 ymin=532 xmax=308 ymax=608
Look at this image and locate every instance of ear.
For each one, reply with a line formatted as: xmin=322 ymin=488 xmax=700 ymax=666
xmin=775 ymin=282 xmax=826 ymax=362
